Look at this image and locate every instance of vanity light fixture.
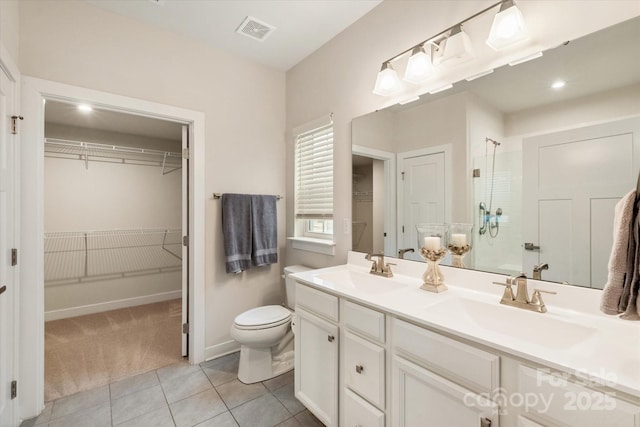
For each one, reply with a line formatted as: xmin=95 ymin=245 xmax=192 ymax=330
xmin=373 ymin=62 xmax=402 ymax=96
xmin=551 ymin=80 xmax=566 ymax=90
xmin=486 ymin=0 xmax=529 ymax=50
xmin=404 ymin=44 xmax=436 ymax=84
xmin=77 ymin=104 xmax=93 ymax=113
xmin=372 ymin=0 xmax=531 ymax=97
xmin=440 ymin=25 xmax=473 ymax=65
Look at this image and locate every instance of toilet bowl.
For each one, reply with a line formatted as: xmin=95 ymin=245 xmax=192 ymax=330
xmin=230 ymin=265 xmax=311 ymax=384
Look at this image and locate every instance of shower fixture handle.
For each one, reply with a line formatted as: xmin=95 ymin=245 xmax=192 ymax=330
xmin=524 ymin=242 xmax=540 ymax=251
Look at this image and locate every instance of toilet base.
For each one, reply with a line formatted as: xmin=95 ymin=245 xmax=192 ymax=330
xmin=237 ymin=343 xmax=294 ymax=384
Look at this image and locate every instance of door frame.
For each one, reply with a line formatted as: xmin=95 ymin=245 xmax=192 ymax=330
xmin=0 ymin=42 xmax=20 ymax=427
xmin=396 ymin=144 xmax=452 ymax=253
xmin=19 ymin=76 xmax=206 ymax=418
xmin=351 ymin=144 xmax=396 ymax=256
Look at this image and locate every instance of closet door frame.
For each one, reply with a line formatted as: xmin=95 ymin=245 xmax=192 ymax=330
xmin=19 ymin=76 xmax=206 ymax=418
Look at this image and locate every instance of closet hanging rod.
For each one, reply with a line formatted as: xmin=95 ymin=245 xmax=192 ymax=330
xmin=213 ymin=193 xmax=282 ymax=200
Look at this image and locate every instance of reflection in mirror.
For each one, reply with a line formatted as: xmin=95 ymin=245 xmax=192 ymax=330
xmin=351 ymin=17 xmax=640 ymax=289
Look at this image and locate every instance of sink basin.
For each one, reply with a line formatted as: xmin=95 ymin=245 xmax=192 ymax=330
xmin=315 ymin=269 xmax=407 ymax=294
xmin=428 ymin=297 xmax=596 ymax=349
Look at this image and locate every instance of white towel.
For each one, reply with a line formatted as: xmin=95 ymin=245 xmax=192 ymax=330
xmin=600 ymin=190 xmax=636 ymax=315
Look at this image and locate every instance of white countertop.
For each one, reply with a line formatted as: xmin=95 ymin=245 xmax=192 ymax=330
xmin=292 ymin=252 xmax=640 ymax=400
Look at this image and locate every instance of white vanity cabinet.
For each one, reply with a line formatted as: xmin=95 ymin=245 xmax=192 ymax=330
xmin=391 ymin=318 xmax=501 ymax=427
xmin=341 ymin=300 xmax=387 ymax=426
xmin=294 ymin=284 xmax=339 ymax=427
xmin=517 ymin=365 xmax=640 ymax=427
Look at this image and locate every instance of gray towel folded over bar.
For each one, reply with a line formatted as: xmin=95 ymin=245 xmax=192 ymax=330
xmin=251 ymin=195 xmax=278 ymax=267
xmin=222 ymin=194 xmax=253 ymax=274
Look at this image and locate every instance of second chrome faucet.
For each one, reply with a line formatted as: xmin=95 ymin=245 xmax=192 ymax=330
xmin=365 ymin=253 xmax=394 ymax=278
xmin=493 ymin=273 xmax=556 ymax=313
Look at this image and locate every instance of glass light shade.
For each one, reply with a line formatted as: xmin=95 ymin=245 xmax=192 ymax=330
xmin=440 ymin=27 xmax=473 ymax=65
xmin=486 ymin=4 xmax=529 ymax=50
xmin=404 ymin=46 xmax=434 ymax=84
xmin=373 ymin=62 xmax=402 ymax=96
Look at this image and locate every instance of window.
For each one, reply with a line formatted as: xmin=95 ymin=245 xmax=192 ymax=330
xmin=294 ymin=117 xmax=334 ymax=241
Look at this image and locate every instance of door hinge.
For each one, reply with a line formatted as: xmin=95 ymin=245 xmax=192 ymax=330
xmin=182 ymin=323 xmax=189 ymax=334
xmin=182 ymin=148 xmax=189 ymax=160
xmin=183 ymin=236 xmax=189 ymax=247
xmin=10 ymin=380 xmax=17 ymax=399
xmin=11 ymin=116 xmax=24 ymax=135
xmin=402 ymin=225 xmax=405 ymax=233
xmin=11 ymin=249 xmax=17 ymax=266
xmin=401 ymin=171 xmax=405 ymax=180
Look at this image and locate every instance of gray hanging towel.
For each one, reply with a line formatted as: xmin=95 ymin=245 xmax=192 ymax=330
xmin=251 ymin=194 xmax=278 ymax=267
xmin=222 ymin=194 xmax=253 ymax=274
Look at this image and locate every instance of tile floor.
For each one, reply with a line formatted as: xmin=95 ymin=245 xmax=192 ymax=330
xmin=22 ymin=352 xmax=324 ymax=427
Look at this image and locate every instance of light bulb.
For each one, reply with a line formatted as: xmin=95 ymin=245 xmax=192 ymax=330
xmin=404 ymin=46 xmax=434 ymax=84
xmin=373 ymin=62 xmax=401 ymax=96
xmin=486 ymin=2 xmax=529 ymax=50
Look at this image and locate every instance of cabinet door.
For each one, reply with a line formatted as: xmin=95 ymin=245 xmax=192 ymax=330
xmin=392 ymin=356 xmax=499 ymax=427
xmin=294 ymin=307 xmax=339 ymax=427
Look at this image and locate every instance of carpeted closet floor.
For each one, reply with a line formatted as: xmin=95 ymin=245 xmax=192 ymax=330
xmin=45 ymin=299 xmax=184 ymax=402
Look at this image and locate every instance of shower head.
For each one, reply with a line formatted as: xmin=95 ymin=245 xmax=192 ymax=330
xmin=486 ymin=137 xmax=501 ymax=146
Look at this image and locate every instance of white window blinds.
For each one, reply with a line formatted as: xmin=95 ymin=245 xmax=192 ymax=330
xmin=295 ymin=122 xmax=334 ymax=219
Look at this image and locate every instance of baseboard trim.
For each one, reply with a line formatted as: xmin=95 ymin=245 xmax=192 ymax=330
xmin=44 ymin=290 xmax=182 ymax=321
xmin=205 ymin=340 xmax=240 ymax=362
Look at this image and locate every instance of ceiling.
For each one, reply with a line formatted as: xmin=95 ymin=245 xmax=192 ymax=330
xmin=87 ymin=0 xmax=382 ymax=71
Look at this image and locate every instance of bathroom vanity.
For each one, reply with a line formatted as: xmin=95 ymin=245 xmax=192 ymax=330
xmin=292 ymin=252 xmax=640 ymax=427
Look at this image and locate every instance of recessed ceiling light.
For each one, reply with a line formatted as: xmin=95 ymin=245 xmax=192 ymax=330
xmin=551 ymin=80 xmax=566 ymax=90
xmin=77 ymin=104 xmax=93 ymax=113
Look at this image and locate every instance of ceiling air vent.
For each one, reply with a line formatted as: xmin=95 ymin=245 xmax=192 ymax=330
xmin=235 ymin=16 xmax=276 ymax=42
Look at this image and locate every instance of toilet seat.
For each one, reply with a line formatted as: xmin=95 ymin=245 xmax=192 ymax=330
xmin=233 ymin=305 xmax=292 ymax=330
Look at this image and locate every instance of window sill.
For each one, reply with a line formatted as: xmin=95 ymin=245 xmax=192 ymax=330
xmin=288 ymin=237 xmax=336 ymax=256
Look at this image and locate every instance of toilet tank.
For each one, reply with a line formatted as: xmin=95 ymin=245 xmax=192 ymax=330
xmin=283 ymin=265 xmax=312 ymax=309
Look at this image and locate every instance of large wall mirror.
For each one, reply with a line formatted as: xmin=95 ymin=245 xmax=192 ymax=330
xmin=351 ymin=17 xmax=640 ymax=289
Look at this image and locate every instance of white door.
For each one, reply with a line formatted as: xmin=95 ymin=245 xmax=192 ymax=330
xmin=0 ymin=60 xmax=18 ymax=427
xmin=523 ymin=118 xmax=640 ymax=287
xmin=294 ymin=307 xmax=339 ymax=427
xmin=391 ymin=356 xmax=499 ymax=427
xmin=181 ymin=125 xmax=188 ymax=356
xmin=399 ymin=152 xmax=446 ymax=261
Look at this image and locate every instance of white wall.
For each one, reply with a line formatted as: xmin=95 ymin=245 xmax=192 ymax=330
xmin=43 ymin=125 xmax=182 ymax=317
xmin=19 ymin=0 xmax=286 ymax=358
xmin=0 ymin=0 xmax=19 ymax=63
xmin=285 ymin=0 xmax=640 ymax=269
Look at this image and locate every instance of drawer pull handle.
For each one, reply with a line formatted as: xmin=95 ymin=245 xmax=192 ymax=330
xmin=480 ymin=417 xmax=492 ymax=427
xmin=355 ymin=364 xmax=364 ymax=374
xmin=327 ymin=335 xmax=335 ymax=342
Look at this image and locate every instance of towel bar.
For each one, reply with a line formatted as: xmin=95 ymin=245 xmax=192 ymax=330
xmin=213 ymin=193 xmax=282 ymax=200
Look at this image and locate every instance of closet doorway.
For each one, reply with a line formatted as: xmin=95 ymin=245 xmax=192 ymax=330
xmin=42 ymin=100 xmax=188 ymax=401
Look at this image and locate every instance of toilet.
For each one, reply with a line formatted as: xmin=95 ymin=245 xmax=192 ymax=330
xmin=231 ymin=265 xmax=312 ymax=384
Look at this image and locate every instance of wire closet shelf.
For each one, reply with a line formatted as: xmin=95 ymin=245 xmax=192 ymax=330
xmin=44 ymin=138 xmax=182 ymax=175
xmin=44 ymin=228 xmax=182 ymax=286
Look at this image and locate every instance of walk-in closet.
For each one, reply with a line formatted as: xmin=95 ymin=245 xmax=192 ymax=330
xmin=43 ymin=101 xmax=186 ymax=401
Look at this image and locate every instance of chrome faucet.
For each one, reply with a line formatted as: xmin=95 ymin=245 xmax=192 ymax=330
xmin=398 ymin=248 xmax=415 ymax=259
xmin=493 ymin=273 xmax=556 ymax=313
xmin=365 ymin=253 xmax=394 ymax=277
xmin=532 ymin=263 xmax=549 ymax=280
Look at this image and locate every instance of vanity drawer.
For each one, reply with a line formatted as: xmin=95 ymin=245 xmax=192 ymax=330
xmin=344 ymin=331 xmax=385 ymax=409
xmin=342 ymin=300 xmax=385 ymax=343
xmin=519 ymin=365 xmax=640 ymax=427
xmin=295 ymin=282 xmax=338 ymax=322
xmin=343 ymin=388 xmax=384 ymax=427
xmin=392 ymin=318 xmax=499 ymax=394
